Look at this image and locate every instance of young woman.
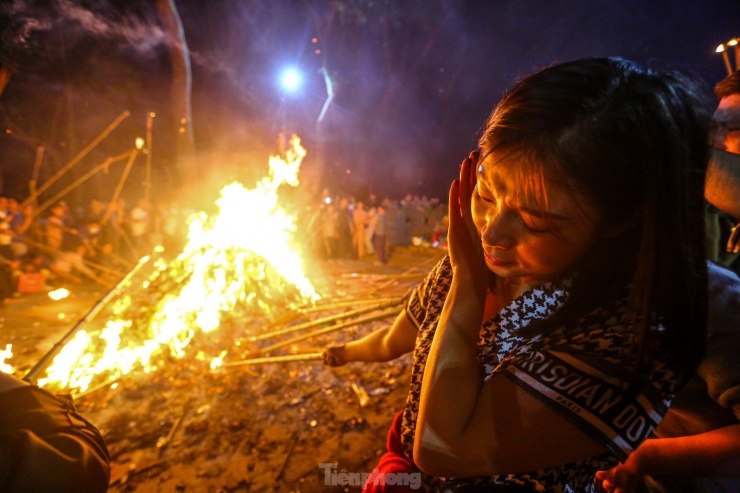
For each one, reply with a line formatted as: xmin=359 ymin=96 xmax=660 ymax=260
xmin=324 ymin=57 xmax=711 ymax=492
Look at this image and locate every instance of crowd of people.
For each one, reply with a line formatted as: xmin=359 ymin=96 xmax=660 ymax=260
xmin=0 ymin=196 xmax=190 ymax=305
xmin=312 ymin=192 xmax=449 ymax=265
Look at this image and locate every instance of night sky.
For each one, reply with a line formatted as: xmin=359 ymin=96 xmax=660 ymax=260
xmin=0 ymin=0 xmax=738 ymax=208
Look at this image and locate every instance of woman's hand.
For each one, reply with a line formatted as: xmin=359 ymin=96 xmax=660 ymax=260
xmin=594 ymin=461 xmax=641 ymax=493
xmin=448 ymin=151 xmax=489 ymax=295
xmin=322 ymin=344 xmax=347 ymax=367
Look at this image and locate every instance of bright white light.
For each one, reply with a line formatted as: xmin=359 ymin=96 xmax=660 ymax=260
xmin=281 ymin=68 xmax=301 ymax=91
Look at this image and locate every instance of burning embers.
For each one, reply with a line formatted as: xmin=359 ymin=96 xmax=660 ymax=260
xmin=37 ymin=135 xmax=320 ymax=393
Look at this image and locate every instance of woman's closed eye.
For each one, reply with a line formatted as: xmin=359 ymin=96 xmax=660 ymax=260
xmin=473 ymin=186 xmax=496 ymax=204
xmin=518 ymin=213 xmax=552 ymax=234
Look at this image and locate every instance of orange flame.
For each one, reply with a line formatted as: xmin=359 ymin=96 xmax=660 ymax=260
xmin=0 ymin=344 xmax=14 ymax=374
xmin=36 ymin=135 xmax=319 ymax=392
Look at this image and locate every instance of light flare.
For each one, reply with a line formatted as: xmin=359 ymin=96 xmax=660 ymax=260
xmin=49 ymin=288 xmax=70 ymax=300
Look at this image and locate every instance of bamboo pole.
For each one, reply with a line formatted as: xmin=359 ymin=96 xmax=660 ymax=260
xmin=28 ymin=146 xmax=45 ymax=204
xmin=21 ymin=110 xmax=131 ymax=208
xmin=255 ymin=307 xmax=399 ymax=355
xmin=23 ymin=254 xmax=152 ymax=383
xmin=15 ymin=235 xmax=125 ymax=280
xmin=248 ymin=297 xmax=403 ymax=342
xmin=299 ymin=296 xmax=401 ymax=313
xmin=101 ymin=149 xmax=138 ymax=226
xmin=222 ymin=352 xmax=323 ymax=367
xmin=144 ymin=112 xmax=154 ymax=204
xmin=34 ymin=150 xmax=134 ymax=218
xmin=360 ymin=253 xmax=441 ymax=297
xmin=72 ymin=376 xmax=122 ymax=399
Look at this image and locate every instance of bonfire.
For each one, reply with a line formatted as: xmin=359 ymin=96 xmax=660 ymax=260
xmin=36 ymin=135 xmax=320 ymax=393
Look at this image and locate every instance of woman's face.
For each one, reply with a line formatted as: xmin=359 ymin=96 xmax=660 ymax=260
xmin=472 ymin=154 xmax=602 ymax=284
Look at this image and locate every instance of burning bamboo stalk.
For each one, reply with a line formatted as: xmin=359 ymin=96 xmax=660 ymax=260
xmin=222 ymin=352 xmax=323 ymax=367
xmin=255 ymin=307 xmax=399 ymax=355
xmin=718 ymin=44 xmax=733 ymax=75
xmin=73 ymin=376 xmax=121 ymax=399
xmin=23 ymin=254 xmax=153 ymax=383
xmin=248 ymin=298 xmax=403 ymax=342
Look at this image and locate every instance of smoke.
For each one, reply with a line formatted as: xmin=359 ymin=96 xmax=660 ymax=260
xmin=2 ymin=0 xmax=165 ymax=55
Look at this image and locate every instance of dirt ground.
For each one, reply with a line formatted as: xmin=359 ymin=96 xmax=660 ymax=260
xmin=2 ymin=245 xmax=445 ymax=492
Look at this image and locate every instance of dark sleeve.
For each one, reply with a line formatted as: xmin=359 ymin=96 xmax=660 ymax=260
xmin=702 ymin=262 xmax=740 ymax=420
xmin=404 ymin=256 xmax=450 ymax=330
xmin=0 ymin=385 xmax=110 ymax=492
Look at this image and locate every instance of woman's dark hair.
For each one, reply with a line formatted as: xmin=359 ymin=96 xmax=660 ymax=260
xmin=479 ymin=57 xmax=710 ymax=379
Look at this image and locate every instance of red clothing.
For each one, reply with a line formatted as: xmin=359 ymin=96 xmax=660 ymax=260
xmin=364 ymin=410 xmax=419 ymax=492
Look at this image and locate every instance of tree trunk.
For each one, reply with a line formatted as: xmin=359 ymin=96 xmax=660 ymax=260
xmin=155 ymin=0 xmax=196 ymax=188
xmin=0 ymin=66 xmax=11 ymax=98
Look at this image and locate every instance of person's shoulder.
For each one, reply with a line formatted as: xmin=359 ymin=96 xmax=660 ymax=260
xmin=707 ymin=260 xmax=740 ymax=336
xmin=708 ymin=260 xmax=740 ymax=294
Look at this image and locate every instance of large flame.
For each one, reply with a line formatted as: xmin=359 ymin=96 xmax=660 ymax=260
xmin=0 ymin=345 xmax=14 ymax=374
xmin=36 ymin=135 xmax=319 ymax=392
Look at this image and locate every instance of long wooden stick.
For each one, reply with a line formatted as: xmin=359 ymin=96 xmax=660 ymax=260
xmin=299 ymin=296 xmax=401 ymax=313
xmin=23 ymin=254 xmax=152 ymax=383
xmin=34 ymin=150 xmax=134 ymax=218
xmin=28 ymin=146 xmax=45 ymax=203
xmin=248 ymin=297 xmax=403 ymax=342
xmin=222 ymin=352 xmax=323 ymax=367
xmin=101 ymin=149 xmax=138 ymax=226
xmin=21 ymin=110 xmax=131 ymax=208
xmin=256 ymin=307 xmax=399 ymax=355
xmin=144 ymin=112 xmax=154 ymax=204
xmin=15 ymin=235 xmax=126 ymax=279
xmin=360 ymin=253 xmax=441 ymax=296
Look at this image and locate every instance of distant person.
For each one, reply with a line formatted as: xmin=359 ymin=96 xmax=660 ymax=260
xmin=128 ymin=199 xmax=150 ymax=255
xmin=373 ymin=205 xmax=388 ymax=265
xmin=365 ymin=206 xmax=377 ymax=255
xmin=352 ymin=201 xmax=369 ymax=259
xmin=336 ymin=197 xmax=354 ymax=259
xmin=44 ymin=203 xmax=68 ymax=252
xmin=705 ymin=69 xmax=740 ymax=275
xmin=321 ymin=203 xmax=339 ymax=259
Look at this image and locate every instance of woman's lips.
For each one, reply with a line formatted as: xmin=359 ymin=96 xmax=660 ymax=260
xmin=483 ymin=250 xmax=516 ymax=266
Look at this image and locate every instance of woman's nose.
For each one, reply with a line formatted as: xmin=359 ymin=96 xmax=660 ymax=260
xmin=481 ymin=210 xmax=516 ymax=249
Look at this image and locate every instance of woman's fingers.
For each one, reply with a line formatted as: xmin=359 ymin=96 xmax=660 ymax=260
xmin=449 ymin=178 xmax=461 ymax=224
xmin=468 ymin=150 xmax=479 ymax=191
